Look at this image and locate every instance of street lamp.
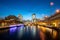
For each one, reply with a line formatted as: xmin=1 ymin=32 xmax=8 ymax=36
xmin=50 ymin=2 xmax=54 ymax=6
xmin=50 ymin=2 xmax=54 ymax=40
xmin=50 ymin=2 xmax=54 ymax=15
xmin=56 ymin=9 xmax=60 ymax=13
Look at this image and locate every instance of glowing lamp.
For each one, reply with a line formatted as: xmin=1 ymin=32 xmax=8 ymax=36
xmin=50 ymin=2 xmax=54 ymax=6
xmin=56 ymin=9 xmax=60 ymax=13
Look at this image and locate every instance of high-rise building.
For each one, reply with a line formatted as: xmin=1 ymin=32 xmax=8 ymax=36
xmin=32 ymin=13 xmax=36 ymax=23
xmin=18 ymin=14 xmax=23 ymax=22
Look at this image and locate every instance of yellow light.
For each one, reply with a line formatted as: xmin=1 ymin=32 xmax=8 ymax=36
xmin=40 ymin=27 xmax=46 ymax=33
xmin=53 ymin=31 xmax=57 ymax=38
xmin=46 ymin=28 xmax=52 ymax=33
xmin=42 ymin=23 xmax=46 ymax=25
xmin=53 ymin=23 xmax=57 ymax=27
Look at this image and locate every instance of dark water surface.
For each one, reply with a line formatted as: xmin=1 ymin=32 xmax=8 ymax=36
xmin=0 ymin=26 xmax=41 ymax=40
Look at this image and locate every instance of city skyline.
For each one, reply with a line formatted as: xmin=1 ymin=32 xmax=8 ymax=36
xmin=0 ymin=0 xmax=60 ymax=20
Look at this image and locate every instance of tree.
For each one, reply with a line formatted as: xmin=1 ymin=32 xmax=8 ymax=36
xmin=5 ymin=15 xmax=18 ymax=20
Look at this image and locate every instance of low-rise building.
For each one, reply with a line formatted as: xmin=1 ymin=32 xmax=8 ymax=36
xmin=0 ymin=19 xmax=19 ymax=27
xmin=44 ymin=10 xmax=60 ymax=27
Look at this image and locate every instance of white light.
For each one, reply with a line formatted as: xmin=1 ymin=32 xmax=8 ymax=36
xmin=56 ymin=9 xmax=60 ymax=13
xmin=45 ymin=16 xmax=48 ymax=18
xmin=50 ymin=2 xmax=54 ymax=6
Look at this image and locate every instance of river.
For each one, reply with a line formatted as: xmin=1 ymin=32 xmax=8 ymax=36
xmin=0 ymin=25 xmax=53 ymax=40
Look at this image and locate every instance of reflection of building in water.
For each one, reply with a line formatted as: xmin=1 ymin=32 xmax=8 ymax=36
xmin=18 ymin=14 xmax=23 ymax=22
xmin=32 ymin=13 xmax=36 ymax=23
xmin=44 ymin=10 xmax=60 ymax=27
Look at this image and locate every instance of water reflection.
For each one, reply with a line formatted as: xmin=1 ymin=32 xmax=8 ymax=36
xmin=17 ymin=26 xmax=37 ymax=39
xmin=18 ymin=26 xmax=24 ymax=38
xmin=26 ymin=26 xmax=29 ymax=31
xmin=0 ymin=26 xmax=41 ymax=40
xmin=0 ymin=25 xmax=59 ymax=40
xmin=9 ymin=27 xmax=17 ymax=35
xmin=31 ymin=26 xmax=36 ymax=37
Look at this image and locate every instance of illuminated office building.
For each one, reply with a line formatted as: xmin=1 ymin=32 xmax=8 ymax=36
xmin=18 ymin=14 xmax=23 ymax=22
xmin=32 ymin=13 xmax=36 ymax=23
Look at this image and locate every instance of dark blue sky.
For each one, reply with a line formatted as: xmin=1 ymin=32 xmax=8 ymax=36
xmin=0 ymin=0 xmax=60 ymax=20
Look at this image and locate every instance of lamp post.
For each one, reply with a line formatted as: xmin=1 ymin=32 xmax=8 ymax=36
xmin=56 ymin=9 xmax=60 ymax=13
xmin=50 ymin=2 xmax=54 ymax=14
xmin=50 ymin=2 xmax=54 ymax=40
xmin=50 ymin=2 xmax=54 ymax=6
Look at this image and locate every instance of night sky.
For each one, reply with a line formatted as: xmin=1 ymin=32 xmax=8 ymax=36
xmin=0 ymin=0 xmax=60 ymax=20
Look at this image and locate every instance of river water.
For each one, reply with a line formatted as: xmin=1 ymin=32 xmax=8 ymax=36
xmin=0 ymin=25 xmax=54 ymax=40
xmin=0 ymin=26 xmax=42 ymax=40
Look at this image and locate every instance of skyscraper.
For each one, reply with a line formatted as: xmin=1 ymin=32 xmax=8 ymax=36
xmin=32 ymin=13 xmax=36 ymax=23
xmin=18 ymin=14 xmax=23 ymax=22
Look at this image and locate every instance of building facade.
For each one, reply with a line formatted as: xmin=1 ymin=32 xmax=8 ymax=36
xmin=44 ymin=10 xmax=60 ymax=27
xmin=0 ymin=20 xmax=18 ymax=27
xmin=32 ymin=13 xmax=36 ymax=23
xmin=18 ymin=14 xmax=23 ymax=22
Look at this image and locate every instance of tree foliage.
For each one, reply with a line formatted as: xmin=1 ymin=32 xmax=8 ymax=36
xmin=5 ymin=15 xmax=18 ymax=20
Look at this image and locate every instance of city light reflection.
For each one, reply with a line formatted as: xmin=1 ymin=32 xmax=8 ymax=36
xmin=18 ymin=26 xmax=24 ymax=38
xmin=31 ymin=26 xmax=36 ymax=37
xmin=9 ymin=27 xmax=17 ymax=35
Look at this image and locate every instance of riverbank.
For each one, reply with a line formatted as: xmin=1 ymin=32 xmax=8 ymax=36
xmin=0 ymin=24 xmax=24 ymax=30
xmin=0 ymin=26 xmax=15 ymax=30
